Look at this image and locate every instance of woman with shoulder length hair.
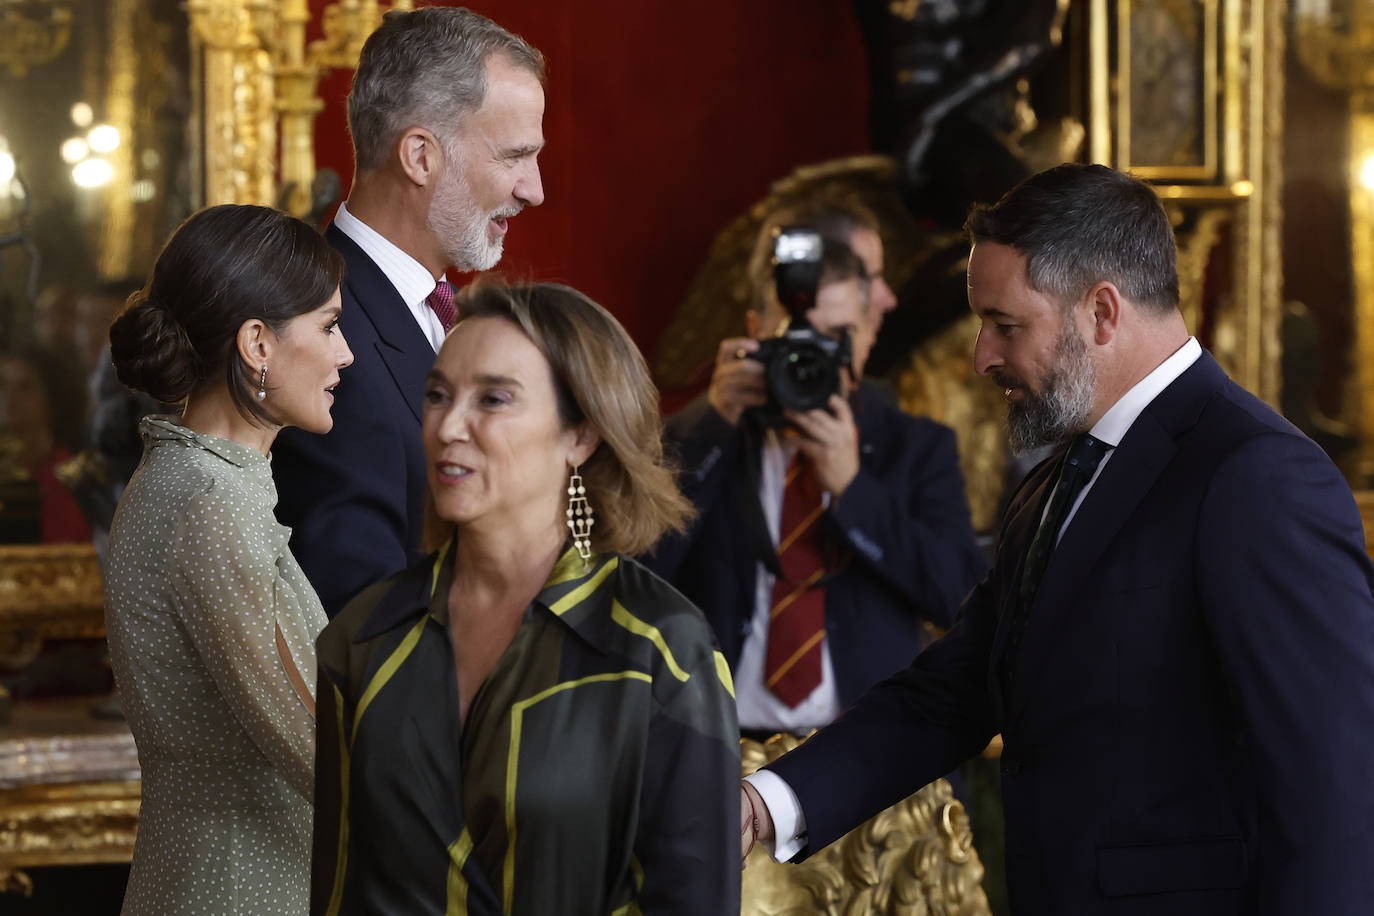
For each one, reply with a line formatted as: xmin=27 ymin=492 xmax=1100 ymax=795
xmin=104 ymin=204 xmax=353 ymax=915
xmin=312 ymin=280 xmax=741 ymax=915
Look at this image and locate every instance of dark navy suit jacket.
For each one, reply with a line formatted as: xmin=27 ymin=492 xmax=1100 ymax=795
xmin=273 ymin=225 xmax=431 ymax=617
xmin=647 ymin=381 xmax=987 ymax=709
xmin=767 ymin=352 xmax=1374 ymax=914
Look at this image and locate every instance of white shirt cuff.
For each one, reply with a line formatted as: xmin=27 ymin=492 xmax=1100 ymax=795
xmin=744 ymin=769 xmax=808 ymax=862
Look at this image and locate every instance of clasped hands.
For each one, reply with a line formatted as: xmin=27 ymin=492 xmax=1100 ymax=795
xmin=739 ymin=781 xmax=776 ymax=866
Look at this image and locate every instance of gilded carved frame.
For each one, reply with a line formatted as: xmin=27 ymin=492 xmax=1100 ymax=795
xmin=1091 ymin=0 xmax=1284 ymax=404
xmin=185 ymin=0 xmax=412 ymax=214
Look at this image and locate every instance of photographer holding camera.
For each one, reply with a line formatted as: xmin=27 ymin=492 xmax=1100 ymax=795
xmin=649 ymin=200 xmax=987 ymax=739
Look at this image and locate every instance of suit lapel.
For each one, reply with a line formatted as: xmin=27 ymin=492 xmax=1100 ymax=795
xmin=988 ymin=461 xmax=1058 ymax=725
xmin=1003 ymin=351 xmax=1228 ymax=728
xmin=327 ymin=223 xmax=435 ymax=424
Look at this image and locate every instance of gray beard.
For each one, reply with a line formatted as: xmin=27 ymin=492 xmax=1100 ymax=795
xmin=1003 ymin=325 xmax=1096 ymax=455
xmin=428 ymin=171 xmax=504 ymax=272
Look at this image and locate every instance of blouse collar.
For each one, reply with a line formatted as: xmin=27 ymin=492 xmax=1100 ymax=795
xmin=140 ymin=416 xmax=273 ymax=486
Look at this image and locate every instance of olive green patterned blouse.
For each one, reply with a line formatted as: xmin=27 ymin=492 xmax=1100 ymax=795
xmin=104 ymin=417 xmax=325 ymax=916
xmin=312 ymin=543 xmax=741 ymax=915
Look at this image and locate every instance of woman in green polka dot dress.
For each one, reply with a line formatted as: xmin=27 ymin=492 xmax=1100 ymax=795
xmin=104 ymin=204 xmax=353 ymax=915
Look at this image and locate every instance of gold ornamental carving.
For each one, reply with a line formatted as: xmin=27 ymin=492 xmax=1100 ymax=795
xmin=0 ymin=544 xmax=105 ymax=645
xmin=897 ymin=315 xmax=1008 ymax=533
xmin=1091 ymin=0 xmax=1283 ymax=406
xmin=187 ymin=0 xmax=413 ymax=214
xmin=1293 ymin=1 xmax=1374 ymax=481
xmin=0 ymin=1 xmax=72 ymax=78
xmin=0 ymin=698 xmax=141 ymax=892
xmin=741 ymin=735 xmax=991 ymax=916
xmin=0 ymin=781 xmax=140 ymax=868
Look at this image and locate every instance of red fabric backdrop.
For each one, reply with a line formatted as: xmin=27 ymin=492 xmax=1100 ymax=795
xmin=308 ymin=1 xmax=870 ymax=364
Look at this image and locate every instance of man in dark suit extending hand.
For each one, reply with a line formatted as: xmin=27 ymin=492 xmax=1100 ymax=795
xmin=272 ymin=8 xmax=545 ymax=616
xmin=741 ymin=164 xmax=1374 ymax=915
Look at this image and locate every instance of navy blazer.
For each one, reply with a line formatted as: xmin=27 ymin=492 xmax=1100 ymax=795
xmin=767 ymin=352 xmax=1374 ymax=914
xmin=647 ymin=381 xmax=987 ymax=709
xmin=273 ymin=225 xmax=432 ymax=617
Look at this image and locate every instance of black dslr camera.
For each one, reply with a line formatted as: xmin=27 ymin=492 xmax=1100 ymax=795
xmin=747 ymin=227 xmax=852 ymax=428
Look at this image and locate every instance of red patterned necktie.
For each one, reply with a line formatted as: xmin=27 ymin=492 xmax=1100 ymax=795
xmin=426 ymin=279 xmax=456 ymax=332
xmin=764 ymin=453 xmax=827 ymax=707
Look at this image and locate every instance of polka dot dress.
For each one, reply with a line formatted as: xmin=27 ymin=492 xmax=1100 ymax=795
xmin=104 ymin=418 xmax=327 ymax=915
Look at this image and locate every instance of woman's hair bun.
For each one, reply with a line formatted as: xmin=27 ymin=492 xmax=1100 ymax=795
xmin=108 ymin=289 xmax=203 ymax=404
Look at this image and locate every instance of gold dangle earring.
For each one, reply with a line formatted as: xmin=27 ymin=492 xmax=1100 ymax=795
xmin=256 ymin=365 xmax=268 ymax=401
xmin=566 ymin=465 xmax=594 ymax=562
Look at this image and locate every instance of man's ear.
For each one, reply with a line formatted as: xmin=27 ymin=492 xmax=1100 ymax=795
xmin=236 ymin=319 xmax=272 ymax=371
xmin=397 ymin=127 xmax=442 ymax=188
xmin=1086 ymin=281 xmax=1123 ymax=346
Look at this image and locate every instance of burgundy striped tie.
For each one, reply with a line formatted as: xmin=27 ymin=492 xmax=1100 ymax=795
xmin=764 ymin=454 xmax=827 ymax=707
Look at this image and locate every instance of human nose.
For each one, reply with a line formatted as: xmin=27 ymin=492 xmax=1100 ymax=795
xmin=873 ymin=278 xmax=897 ymax=315
xmin=336 ymin=329 xmax=355 ymax=369
xmin=435 ymin=400 xmax=471 ymax=443
xmin=972 ymin=324 xmax=1001 ymax=377
xmin=516 ymin=160 xmax=544 ymax=208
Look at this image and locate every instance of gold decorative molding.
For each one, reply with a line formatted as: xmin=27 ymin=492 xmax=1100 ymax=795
xmin=1091 ymin=0 xmax=1284 ymax=405
xmin=1167 ymin=205 xmax=1233 ymax=337
xmin=0 ymin=780 xmax=140 ymax=871
xmin=186 ymin=0 xmax=413 ymax=214
xmin=897 ymin=315 xmax=1008 ymax=534
xmin=742 ymin=735 xmax=990 ymax=915
xmin=1353 ymin=491 xmax=1374 ymax=564
xmin=0 ymin=2 xmax=71 ymax=78
xmin=0 ymin=544 xmax=105 ymax=647
xmin=96 ymin=0 xmax=140 ymax=280
xmin=0 ymin=697 xmax=141 ymax=893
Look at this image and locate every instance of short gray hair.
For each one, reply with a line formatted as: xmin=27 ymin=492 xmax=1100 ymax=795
xmin=347 ymin=7 xmax=545 ymax=172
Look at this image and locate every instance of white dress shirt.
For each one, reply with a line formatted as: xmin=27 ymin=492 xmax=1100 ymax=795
xmin=747 ymin=337 xmax=1204 ymax=862
xmin=332 ymin=202 xmax=447 ymax=352
xmin=735 ymin=430 xmax=843 ymax=733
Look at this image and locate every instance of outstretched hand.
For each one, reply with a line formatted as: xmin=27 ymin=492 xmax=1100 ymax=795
xmin=740 ymin=781 xmax=776 ymax=866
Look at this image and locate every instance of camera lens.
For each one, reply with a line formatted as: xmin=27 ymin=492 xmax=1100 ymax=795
xmin=767 ymin=340 xmax=840 ymax=412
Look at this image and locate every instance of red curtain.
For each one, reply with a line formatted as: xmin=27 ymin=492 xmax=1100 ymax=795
xmin=308 ymin=1 xmax=870 ymax=360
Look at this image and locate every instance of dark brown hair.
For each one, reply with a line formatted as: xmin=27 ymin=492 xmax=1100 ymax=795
xmin=108 ymin=204 xmax=343 ymax=424
xmin=424 ymin=280 xmax=692 ymax=556
xmin=965 ymin=163 xmax=1179 ymax=313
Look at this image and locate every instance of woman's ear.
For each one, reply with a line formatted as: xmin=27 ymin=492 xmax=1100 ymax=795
xmin=236 ymin=319 xmax=272 ymax=374
xmin=568 ymin=423 xmax=602 ymax=469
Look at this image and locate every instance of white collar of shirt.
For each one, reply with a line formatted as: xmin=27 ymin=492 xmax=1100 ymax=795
xmin=332 ymin=201 xmax=447 ymax=351
xmin=1088 ymin=337 xmax=1202 ymax=447
xmin=1049 ymin=337 xmax=1202 ymax=544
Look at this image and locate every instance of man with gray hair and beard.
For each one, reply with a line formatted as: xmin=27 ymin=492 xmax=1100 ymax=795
xmin=273 ymin=7 xmax=545 ymax=616
xmin=739 ymin=164 xmax=1374 ymax=914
